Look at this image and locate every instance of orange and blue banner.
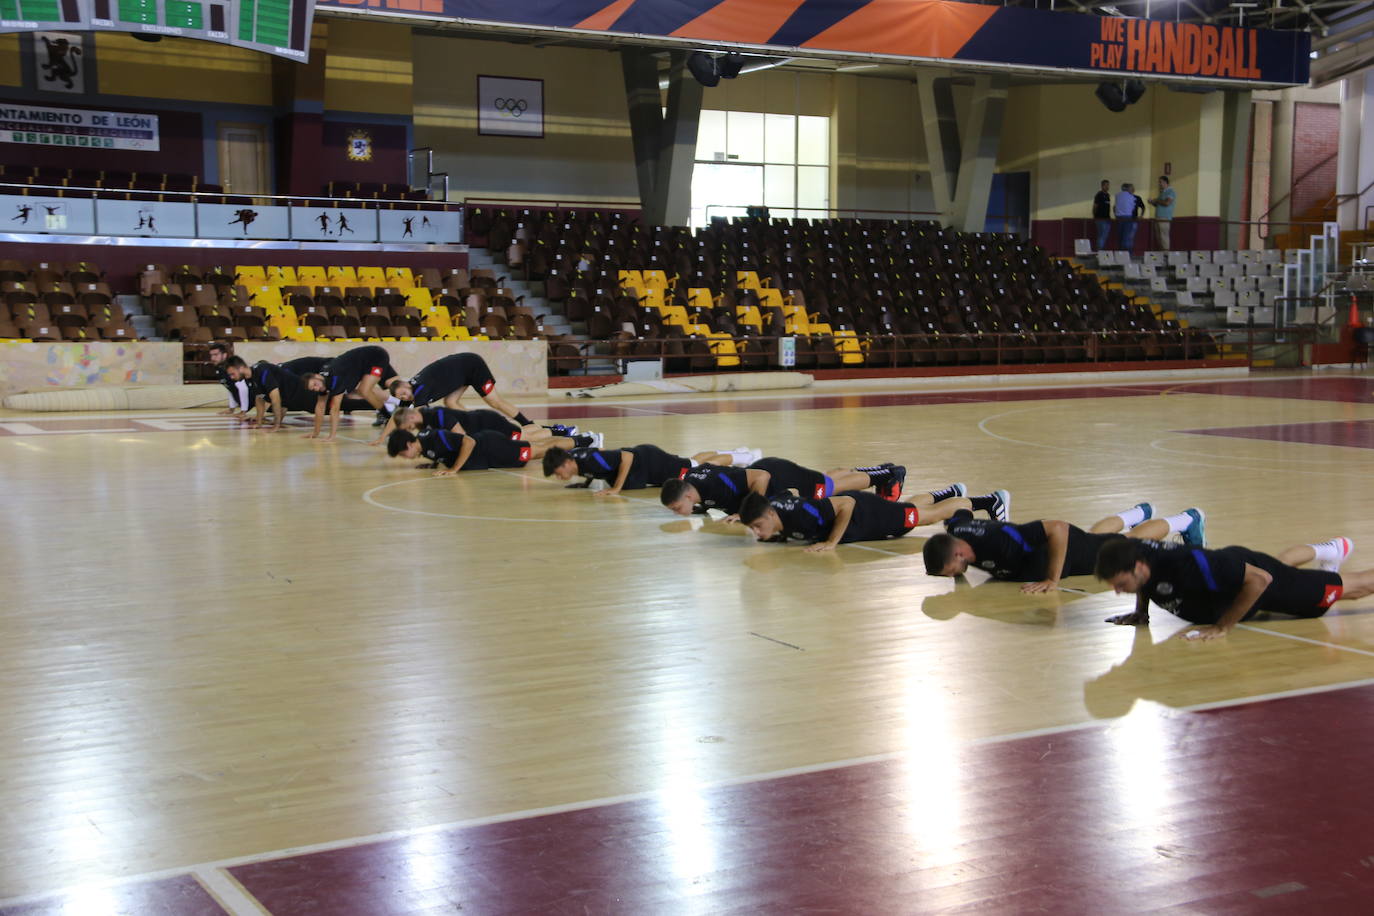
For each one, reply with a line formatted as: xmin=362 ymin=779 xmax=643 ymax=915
xmin=317 ymin=0 xmax=1310 ymax=84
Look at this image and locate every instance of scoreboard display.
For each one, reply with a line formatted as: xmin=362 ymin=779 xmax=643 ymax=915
xmin=0 ymin=0 xmax=315 ymax=60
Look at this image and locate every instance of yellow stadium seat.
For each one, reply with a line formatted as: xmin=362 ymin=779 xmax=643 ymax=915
xmin=687 ymin=287 xmax=713 ymax=312
xmin=326 ymin=266 xmax=358 ymax=286
xmin=251 ymin=285 xmax=284 ymax=311
xmin=834 ymin=329 xmax=864 ymax=365
xmin=422 ymin=306 xmax=452 ymax=330
xmin=685 ymin=322 xmax=712 ymax=337
xmin=266 ymin=265 xmax=297 ymax=285
xmin=443 ymin=326 xmax=473 ymax=341
xmin=357 ymin=267 xmax=387 ymax=288
xmin=618 ymin=269 xmax=643 ymax=292
xmin=641 ymin=269 xmax=669 ymax=291
xmin=782 ymin=303 xmax=810 ymax=335
xmin=287 ymin=325 xmax=315 ymax=342
xmin=735 ymin=304 xmax=763 ymax=332
xmin=386 ymin=267 xmax=415 ymax=288
xmin=640 ymin=288 xmax=665 ymax=313
xmin=296 ymin=266 xmax=327 ymax=285
xmin=235 ymin=265 xmax=267 ymax=285
xmin=405 ymin=288 xmax=434 ymax=311
xmin=706 ymin=332 xmax=740 ymax=368
xmin=736 ymin=270 xmax=763 ymax=292
xmin=759 ymin=288 xmax=785 ymax=309
xmin=810 ymin=322 xmax=834 ymax=336
xmin=660 ymin=303 xmax=689 ymax=327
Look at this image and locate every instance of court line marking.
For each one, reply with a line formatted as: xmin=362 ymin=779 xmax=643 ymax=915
xmin=193 ymin=867 xmax=265 ymax=916
xmin=10 ymin=672 xmax=1374 ymax=910
xmin=1235 ymin=622 xmax=1374 ymax=659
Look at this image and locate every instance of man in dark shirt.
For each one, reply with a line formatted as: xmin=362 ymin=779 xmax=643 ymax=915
xmin=376 ymin=352 xmax=535 ymax=441
xmin=387 ymin=427 xmax=541 ymax=475
xmin=1092 ymin=179 xmax=1112 ymax=251
xmin=737 ymin=488 xmax=1006 ymax=552
xmin=302 ymin=345 xmax=400 ymax=441
xmin=208 ymin=341 xmax=251 ymax=418
xmin=1094 ymin=535 xmax=1372 ymax=640
xmin=237 ymin=358 xmax=315 ymax=431
xmin=396 ymin=405 xmax=600 ymax=450
xmin=659 ymin=457 xmax=915 ymax=518
xmin=389 ymin=406 xmax=600 ymax=448
xmin=542 ymin=444 xmax=759 ymax=496
xmin=923 ymin=502 xmax=1205 ymax=593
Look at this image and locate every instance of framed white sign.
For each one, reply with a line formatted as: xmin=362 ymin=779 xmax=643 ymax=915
xmin=477 ymin=75 xmax=544 ymax=139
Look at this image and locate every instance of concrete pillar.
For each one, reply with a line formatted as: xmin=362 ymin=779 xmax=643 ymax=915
xmin=950 ymin=74 xmax=1007 ymax=233
xmin=656 ymin=53 xmax=703 ymax=227
xmin=916 ymin=71 xmax=960 ymax=222
xmin=1219 ymin=90 xmax=1253 ymax=249
xmin=621 ymin=49 xmax=663 ymax=220
xmin=1268 ymin=97 xmax=1296 ymax=227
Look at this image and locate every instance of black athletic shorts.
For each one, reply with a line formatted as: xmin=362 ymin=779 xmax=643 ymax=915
xmin=751 ymin=457 xmax=833 ymax=499
xmin=1248 ymin=561 xmax=1344 ymax=619
xmin=838 ymin=491 xmax=921 ymax=543
xmin=1062 ymin=528 xmax=1117 ymax=577
xmin=460 ymin=409 xmax=522 ymax=438
xmin=325 ymin=346 xmax=396 ymax=397
xmin=627 ymin=444 xmax=692 ymax=489
xmin=465 ymin=431 xmax=532 ymax=470
xmin=410 ymin=353 xmax=497 ymax=405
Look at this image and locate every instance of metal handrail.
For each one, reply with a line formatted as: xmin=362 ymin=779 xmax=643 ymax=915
xmin=0 ymin=181 xmax=458 ymax=210
xmin=702 ymin=204 xmax=943 ymax=223
xmin=1256 ymin=150 xmax=1338 ymax=232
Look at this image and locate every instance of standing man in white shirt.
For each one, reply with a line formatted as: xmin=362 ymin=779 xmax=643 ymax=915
xmin=1148 ymin=175 xmax=1177 ymax=250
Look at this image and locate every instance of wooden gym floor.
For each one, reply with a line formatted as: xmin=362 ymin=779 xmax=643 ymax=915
xmin=2 ymin=370 xmax=1374 ymax=913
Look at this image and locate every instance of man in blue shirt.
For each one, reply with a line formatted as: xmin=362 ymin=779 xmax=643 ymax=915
xmin=1113 ymin=182 xmax=1144 ymax=251
xmin=1148 ymin=175 xmax=1177 ymax=249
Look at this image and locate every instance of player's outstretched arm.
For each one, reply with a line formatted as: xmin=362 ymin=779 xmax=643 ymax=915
xmin=1180 ymin=563 xmax=1272 ymax=641
xmin=807 ymin=496 xmax=855 ymax=552
xmin=324 ymin=394 xmax=345 ymax=441
xmin=1023 ymin=520 xmax=1070 ymax=593
xmin=304 ymin=394 xmax=327 ymax=438
xmin=266 ymin=389 xmax=285 ymax=431
xmin=596 ymin=450 xmax=635 ymax=497
xmin=371 ymin=412 xmax=399 ymax=446
xmin=434 ymin=437 xmax=475 ymax=477
xmin=745 ymin=468 xmax=772 ymax=496
xmin=1106 ymin=592 xmax=1151 ymax=626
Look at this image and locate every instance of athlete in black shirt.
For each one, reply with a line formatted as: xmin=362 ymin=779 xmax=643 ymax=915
xmin=376 ymin=353 xmax=534 ymax=441
xmin=241 ymin=359 xmax=316 ymax=431
xmin=209 ymin=342 xmax=250 ymax=418
xmin=923 ymin=502 xmax=1205 ymax=593
xmin=659 ymin=457 xmax=918 ymax=518
xmin=390 ymin=406 xmax=603 ymax=448
xmin=302 ymin=345 xmax=400 ymax=441
xmin=542 ymin=444 xmax=759 ymax=496
xmin=1094 ymin=535 xmax=1373 ymax=640
xmin=386 ymin=427 xmax=572 ymax=475
xmin=738 ymin=487 xmax=1009 ymax=552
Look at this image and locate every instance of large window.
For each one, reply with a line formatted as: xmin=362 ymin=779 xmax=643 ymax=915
xmin=690 ymin=111 xmax=829 ymax=227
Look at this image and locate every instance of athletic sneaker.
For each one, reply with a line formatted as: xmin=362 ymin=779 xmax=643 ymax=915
xmin=546 ymin=424 xmax=578 ymax=437
xmin=879 ymin=465 xmax=907 ymax=502
xmin=991 ymin=489 xmax=1012 ymax=522
xmin=1181 ymin=508 xmax=1206 ymax=547
xmin=952 ymin=483 xmax=968 ymax=498
xmin=1314 ymin=537 xmax=1354 ymax=572
xmin=1132 ymin=502 xmax=1155 ymax=522
xmin=928 ymin=482 xmax=967 ymax=503
xmin=589 ymin=431 xmax=605 ymax=449
xmin=372 ymin=408 xmax=391 ymax=427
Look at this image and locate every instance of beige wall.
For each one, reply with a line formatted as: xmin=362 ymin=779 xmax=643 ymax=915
xmin=323 ymin=20 xmax=413 ymax=116
xmin=412 ymin=35 xmax=640 ymax=204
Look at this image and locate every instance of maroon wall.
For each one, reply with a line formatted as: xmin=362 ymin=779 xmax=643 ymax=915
xmin=1 ymin=241 xmax=468 ymax=296
xmin=320 ymin=120 xmax=409 ymax=187
xmin=0 ymin=100 xmax=203 ymax=178
xmin=1033 ymin=216 xmax=1225 ymax=257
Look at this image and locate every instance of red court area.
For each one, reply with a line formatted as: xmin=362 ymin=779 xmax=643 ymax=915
xmin=8 ymin=684 xmax=1374 ymax=914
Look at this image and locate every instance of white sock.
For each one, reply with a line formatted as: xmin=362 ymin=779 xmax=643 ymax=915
xmin=726 ymin=447 xmax=757 ymax=466
xmin=383 ymin=396 xmax=401 ymax=412
xmin=1115 ymin=505 xmax=1147 ymax=529
xmin=1162 ymin=511 xmax=1192 ymax=535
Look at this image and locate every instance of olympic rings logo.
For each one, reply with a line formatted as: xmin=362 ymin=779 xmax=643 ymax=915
xmin=494 ymin=97 xmax=528 ymax=118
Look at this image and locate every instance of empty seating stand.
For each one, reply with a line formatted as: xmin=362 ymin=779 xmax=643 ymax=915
xmin=1 ymin=258 xmax=137 ymax=341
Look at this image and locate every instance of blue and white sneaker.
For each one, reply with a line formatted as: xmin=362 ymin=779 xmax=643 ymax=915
xmin=1132 ymin=502 xmax=1155 ymax=522
xmin=1181 ymin=508 xmax=1206 ymax=547
xmin=990 ymin=489 xmax=1012 ymax=522
xmin=589 ymin=431 xmax=605 ymax=449
xmin=546 ymin=424 xmax=579 ymax=437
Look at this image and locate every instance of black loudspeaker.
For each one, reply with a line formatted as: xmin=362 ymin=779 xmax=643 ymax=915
xmin=1095 ymin=82 xmax=1127 ymax=112
xmin=687 ymin=52 xmax=720 ymax=87
xmin=717 ymin=53 xmax=745 ymax=79
xmin=1123 ymin=79 xmax=1147 ymax=104
xmin=131 ymin=32 xmax=162 ymax=42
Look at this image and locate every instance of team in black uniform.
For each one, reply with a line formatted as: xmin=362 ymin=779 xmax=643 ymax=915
xmin=659 ymin=457 xmax=914 ymax=517
xmin=923 ymin=502 xmax=1205 ymax=593
xmin=542 ymin=444 xmax=758 ymax=496
xmin=1094 ymin=535 xmax=1373 ymax=639
xmin=389 ymin=405 xmax=598 ymax=447
xmin=303 ymin=345 xmax=400 ymax=441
